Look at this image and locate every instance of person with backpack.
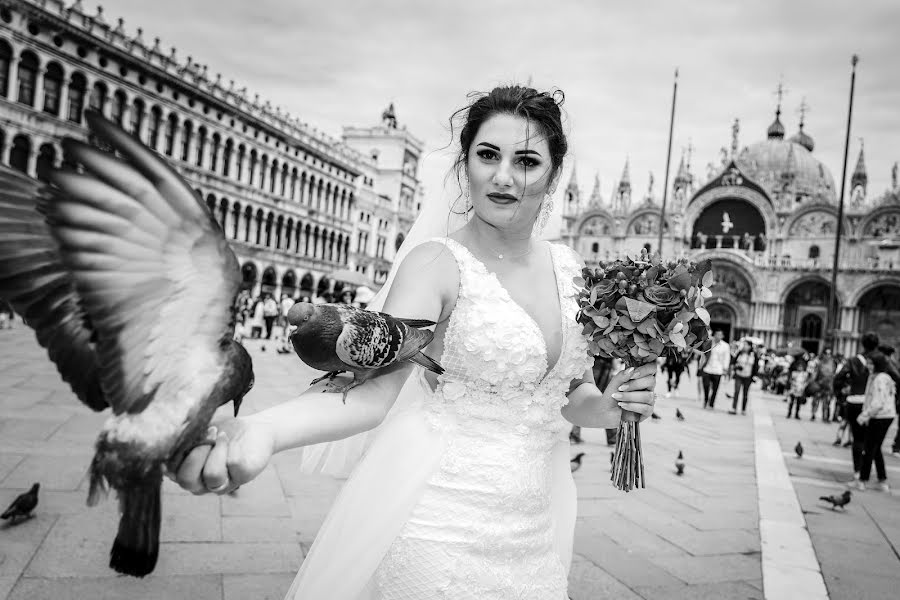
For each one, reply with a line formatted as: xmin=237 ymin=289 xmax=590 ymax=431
xmin=729 ymin=341 xmax=758 ymax=415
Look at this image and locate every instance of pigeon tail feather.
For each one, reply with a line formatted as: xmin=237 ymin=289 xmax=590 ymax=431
xmin=109 ymin=475 xmax=161 ymax=577
xmin=396 ymin=317 xmax=437 ymax=328
xmin=410 ymin=351 xmax=444 ymax=375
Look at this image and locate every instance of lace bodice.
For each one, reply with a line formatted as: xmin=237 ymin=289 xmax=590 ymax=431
xmin=423 ymin=238 xmax=592 ymax=442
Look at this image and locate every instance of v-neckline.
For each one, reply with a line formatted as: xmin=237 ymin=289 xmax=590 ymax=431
xmin=449 ymin=238 xmax=565 ymax=383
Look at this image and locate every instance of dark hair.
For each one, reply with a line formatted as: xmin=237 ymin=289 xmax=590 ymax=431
xmin=448 ymin=85 xmax=567 ymax=208
xmin=861 ymin=331 xmax=880 ymax=352
xmin=869 ymin=351 xmax=889 ymax=373
xmin=877 ymin=344 xmax=895 ymax=357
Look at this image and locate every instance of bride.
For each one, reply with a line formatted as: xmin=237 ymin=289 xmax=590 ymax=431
xmin=172 ymin=85 xmax=658 ymax=599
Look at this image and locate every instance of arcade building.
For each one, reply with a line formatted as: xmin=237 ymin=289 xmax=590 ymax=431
xmin=0 ymin=0 xmax=423 ymax=301
xmin=561 ymin=101 xmax=900 ymax=356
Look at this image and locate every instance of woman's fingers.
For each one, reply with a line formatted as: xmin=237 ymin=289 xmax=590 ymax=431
xmin=175 ymin=444 xmax=214 ymax=495
xmin=201 ymin=431 xmax=231 ymax=494
xmin=617 ymin=375 xmax=656 ymax=392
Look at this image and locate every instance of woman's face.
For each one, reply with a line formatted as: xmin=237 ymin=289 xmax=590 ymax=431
xmin=466 ymin=113 xmax=557 ymax=232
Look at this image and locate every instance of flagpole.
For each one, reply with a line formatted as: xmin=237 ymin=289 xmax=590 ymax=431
xmin=827 ymin=55 xmax=859 ymax=353
xmin=658 ymin=68 xmax=679 ymax=257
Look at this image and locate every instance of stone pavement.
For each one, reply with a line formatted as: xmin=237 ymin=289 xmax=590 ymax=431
xmin=764 ymin=392 xmax=900 ymax=600
xmin=0 ymin=319 xmax=886 ymax=599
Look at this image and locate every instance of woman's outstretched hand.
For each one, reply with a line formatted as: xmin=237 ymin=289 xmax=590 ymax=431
xmin=604 ymin=362 xmax=658 ymax=422
xmin=167 ymin=418 xmax=275 ymax=495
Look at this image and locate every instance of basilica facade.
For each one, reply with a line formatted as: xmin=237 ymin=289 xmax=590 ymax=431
xmin=0 ymin=0 xmax=422 ymax=300
xmin=561 ymin=104 xmax=900 ymax=356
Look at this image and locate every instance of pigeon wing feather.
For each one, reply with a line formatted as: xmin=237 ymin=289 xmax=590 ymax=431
xmin=0 ymin=166 xmax=106 ymax=410
xmin=41 ymin=112 xmax=241 ymax=415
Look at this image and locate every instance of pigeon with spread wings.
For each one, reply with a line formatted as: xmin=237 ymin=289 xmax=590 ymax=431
xmin=0 ymin=112 xmax=254 ymax=577
xmin=287 ymin=302 xmax=443 ymax=402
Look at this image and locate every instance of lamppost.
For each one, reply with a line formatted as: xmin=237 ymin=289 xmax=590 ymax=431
xmin=826 ymin=55 xmax=859 ymax=353
xmin=657 ymin=69 xmax=678 ymax=257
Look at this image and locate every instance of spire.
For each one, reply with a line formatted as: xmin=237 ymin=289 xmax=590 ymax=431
xmin=851 ymin=139 xmax=868 ymax=188
xmin=619 ymin=158 xmax=631 ymax=188
xmin=767 ymin=81 xmax=786 ymax=140
xmin=562 ymin=164 xmax=582 ymax=218
xmin=566 ymin=163 xmax=579 ymax=193
xmin=730 ymin=118 xmax=740 ymax=158
xmin=614 ymin=159 xmax=632 ymax=213
xmin=589 ymin=172 xmax=602 ymax=205
xmin=674 ymin=151 xmax=689 ymax=185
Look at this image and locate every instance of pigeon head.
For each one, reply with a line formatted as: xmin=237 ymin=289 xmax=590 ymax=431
xmin=225 ymin=340 xmax=254 ymax=417
xmin=30 ymin=483 xmax=39 ymax=493
xmin=287 ymin=302 xmax=316 ymax=327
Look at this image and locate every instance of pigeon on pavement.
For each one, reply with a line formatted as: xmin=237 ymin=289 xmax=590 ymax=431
xmin=570 ymin=453 xmax=585 ymax=473
xmin=0 ymin=112 xmax=254 ymax=577
xmin=1 ymin=483 xmax=39 ymax=524
xmin=795 ymin=441 xmax=804 ymax=458
xmin=676 ymin=408 xmax=685 ymax=421
xmin=819 ymin=490 xmax=851 ymax=510
xmin=287 ymin=302 xmax=443 ymax=402
xmin=675 ymin=451 xmax=685 ymax=475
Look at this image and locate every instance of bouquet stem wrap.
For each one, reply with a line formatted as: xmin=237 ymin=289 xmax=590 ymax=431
xmin=574 ymin=249 xmax=714 ymax=493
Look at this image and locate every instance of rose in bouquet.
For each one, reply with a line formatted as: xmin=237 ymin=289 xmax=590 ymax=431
xmin=574 ymin=248 xmax=714 ymax=491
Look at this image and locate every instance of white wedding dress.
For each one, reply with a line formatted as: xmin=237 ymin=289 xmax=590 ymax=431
xmin=285 ymin=238 xmax=592 ymax=599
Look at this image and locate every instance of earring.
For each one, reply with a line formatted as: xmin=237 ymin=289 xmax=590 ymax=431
xmin=464 ymin=180 xmax=472 ymax=213
xmin=537 ymin=193 xmax=554 ymax=233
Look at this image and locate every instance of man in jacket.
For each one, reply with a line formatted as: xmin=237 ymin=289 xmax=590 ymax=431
xmin=702 ymin=330 xmax=731 ymax=410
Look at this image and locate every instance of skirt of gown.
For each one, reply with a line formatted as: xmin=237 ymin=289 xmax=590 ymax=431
xmin=283 ymin=374 xmax=578 ymax=600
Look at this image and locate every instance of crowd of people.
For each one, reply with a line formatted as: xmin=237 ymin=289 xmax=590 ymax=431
xmin=657 ymin=329 xmax=899 ymax=492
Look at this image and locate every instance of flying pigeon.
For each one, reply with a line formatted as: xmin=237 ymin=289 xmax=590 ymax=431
xmin=0 ymin=112 xmax=254 ymax=577
xmin=676 ymin=408 xmax=685 ymax=421
xmin=1 ymin=483 xmax=39 ymax=524
xmin=819 ymin=490 xmax=851 ymax=510
xmin=287 ymin=302 xmax=443 ymax=402
xmin=675 ymin=451 xmax=685 ymax=475
xmin=570 ymin=452 xmax=585 ymax=473
xmin=795 ymin=441 xmax=804 ymax=458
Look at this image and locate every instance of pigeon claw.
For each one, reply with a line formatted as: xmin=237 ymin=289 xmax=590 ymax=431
xmin=310 ymin=371 xmax=342 ymax=386
xmin=324 ymin=377 xmax=364 ymax=404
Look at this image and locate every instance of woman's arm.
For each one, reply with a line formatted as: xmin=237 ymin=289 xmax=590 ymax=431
xmin=172 ymin=242 xmax=456 ymax=494
xmin=562 ymin=362 xmax=658 ymax=428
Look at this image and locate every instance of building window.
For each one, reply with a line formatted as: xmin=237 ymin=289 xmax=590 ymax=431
xmin=0 ymin=40 xmax=11 ymax=97
xmin=180 ymin=121 xmax=193 ymax=162
xmin=148 ymin=106 xmax=162 ymax=148
xmin=89 ymin=81 xmax=107 ymax=113
xmin=17 ymin=51 xmax=38 ymax=106
xmin=210 ymin=134 xmax=220 ymax=172
xmin=591 ymin=242 xmax=599 ymax=253
xmin=808 ymin=245 xmax=820 ymax=260
xmin=130 ymin=98 xmax=144 ymax=137
xmin=110 ymin=90 xmax=127 ymax=126
xmin=195 ymin=127 xmax=207 ymax=167
xmin=164 ymin=114 xmax=177 ymax=156
xmin=66 ymin=81 xmax=86 ymax=122
xmin=222 ymin=140 xmax=233 ymax=177
xmin=42 ymin=62 xmax=63 ymax=115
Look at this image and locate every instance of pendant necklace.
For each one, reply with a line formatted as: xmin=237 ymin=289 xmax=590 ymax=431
xmin=483 ymin=240 xmax=533 ymax=260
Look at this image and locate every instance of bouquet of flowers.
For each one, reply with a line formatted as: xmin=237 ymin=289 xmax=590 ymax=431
xmin=574 ymin=248 xmax=714 ymax=491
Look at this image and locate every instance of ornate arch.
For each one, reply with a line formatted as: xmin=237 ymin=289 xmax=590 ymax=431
xmin=785 ymin=204 xmax=851 ymax=237
xmin=780 ymin=274 xmax=844 ymax=307
xmin=847 ymin=275 xmax=900 ymax=306
xmin=685 ymin=184 xmax=776 ymax=238
xmin=625 ymin=208 xmax=669 ymax=236
xmin=576 ymin=209 xmax=615 ymax=236
xmin=859 ymin=206 xmax=900 ymax=240
xmin=689 ymin=250 xmax=760 ymax=291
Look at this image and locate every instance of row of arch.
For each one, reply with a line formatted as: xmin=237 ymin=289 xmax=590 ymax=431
xmin=201 ymin=193 xmax=351 ymax=264
xmin=0 ymin=39 xmax=356 ymax=220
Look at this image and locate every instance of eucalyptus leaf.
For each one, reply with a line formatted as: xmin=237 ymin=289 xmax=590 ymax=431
xmin=695 ymin=306 xmax=710 ymax=325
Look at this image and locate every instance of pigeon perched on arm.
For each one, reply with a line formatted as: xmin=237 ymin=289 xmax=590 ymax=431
xmin=1 ymin=483 xmax=39 ymax=524
xmin=0 ymin=112 xmax=254 ymax=577
xmin=287 ymin=302 xmax=443 ymax=402
xmin=819 ymin=490 xmax=851 ymax=510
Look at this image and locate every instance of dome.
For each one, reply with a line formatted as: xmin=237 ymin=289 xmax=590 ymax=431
xmin=767 ymin=115 xmax=785 ymax=139
xmin=789 ymin=128 xmax=815 ymax=152
xmin=736 ymin=138 xmax=836 ymax=204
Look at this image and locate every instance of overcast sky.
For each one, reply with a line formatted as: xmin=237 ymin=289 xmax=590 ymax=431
xmin=102 ymin=0 xmax=900 ymax=211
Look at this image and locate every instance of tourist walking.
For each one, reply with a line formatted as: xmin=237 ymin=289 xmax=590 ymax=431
xmin=702 ymin=330 xmax=731 ymax=409
xmin=811 ymin=348 xmax=837 ymax=422
xmin=852 ymin=351 xmax=897 ymax=492
xmin=786 ymin=357 xmax=809 ymax=420
xmin=730 ymin=341 xmax=758 ymax=415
